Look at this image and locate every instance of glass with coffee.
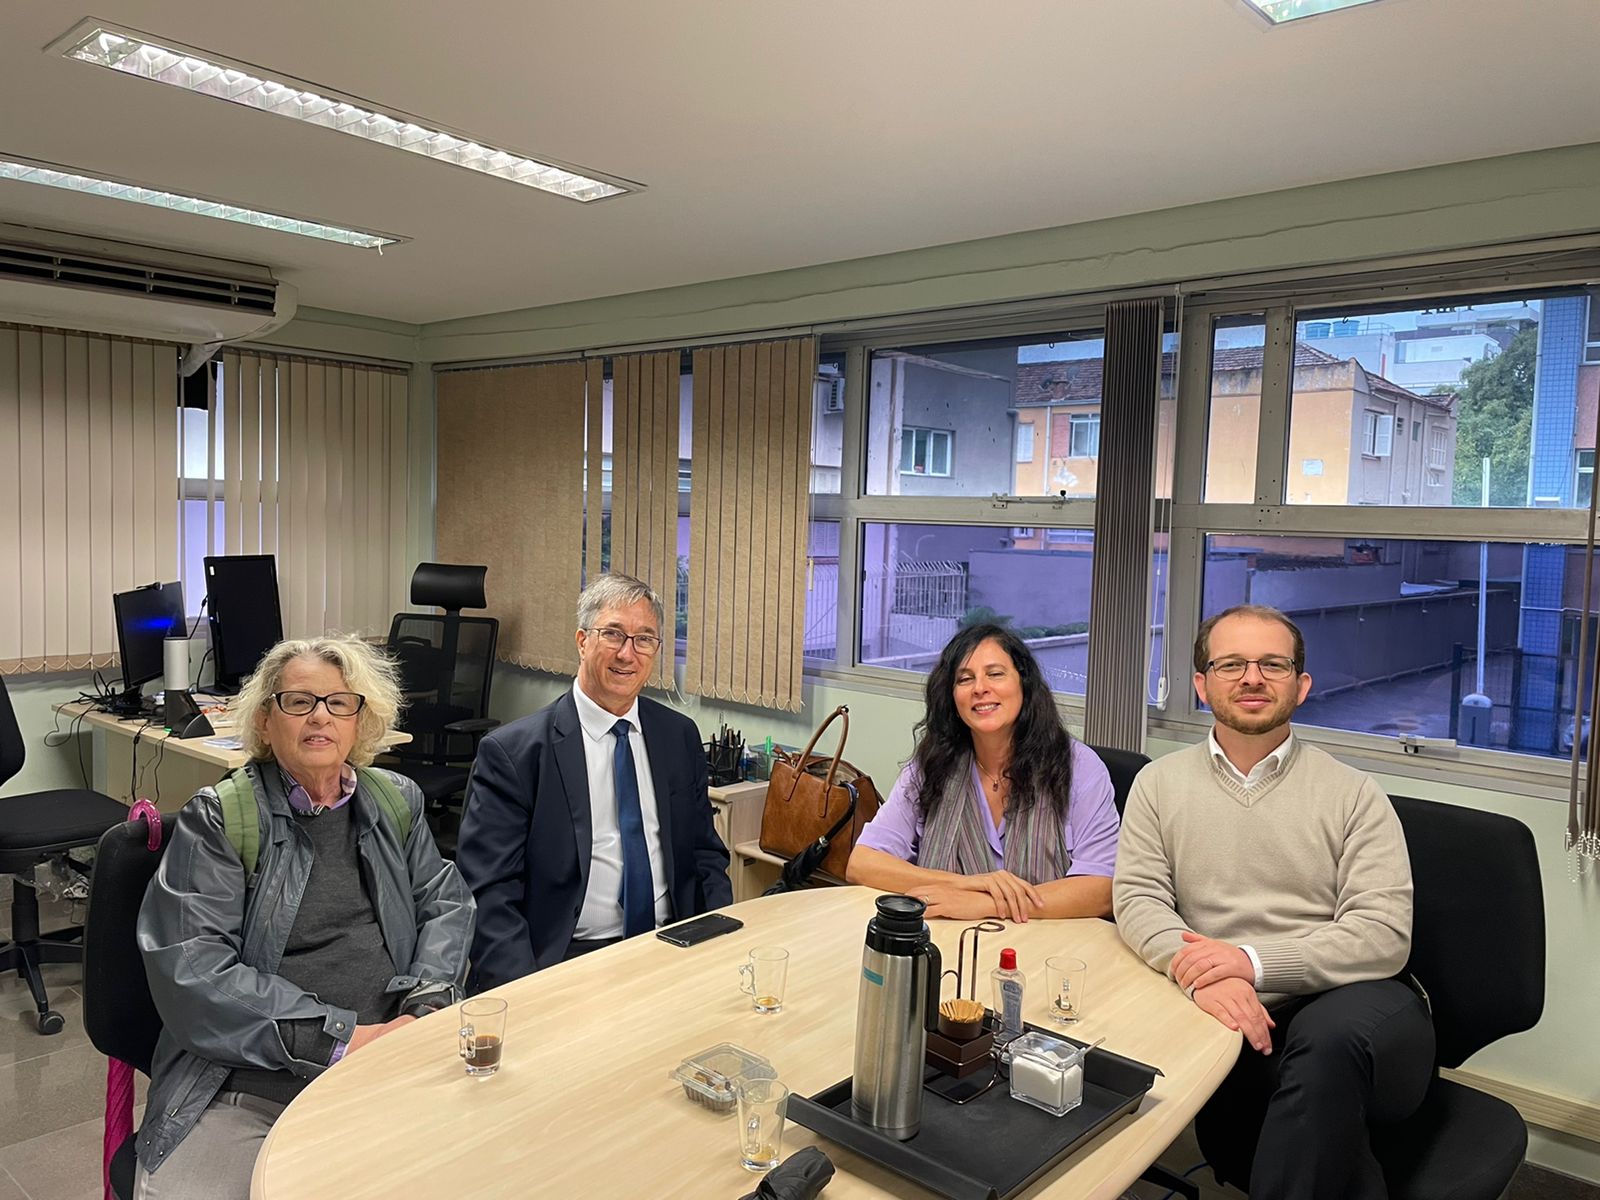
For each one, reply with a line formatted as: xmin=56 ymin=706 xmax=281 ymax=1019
xmin=458 ymin=998 xmax=509 ymax=1078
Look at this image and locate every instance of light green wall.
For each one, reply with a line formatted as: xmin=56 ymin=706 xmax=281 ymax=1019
xmin=418 ymin=142 xmax=1600 ymax=364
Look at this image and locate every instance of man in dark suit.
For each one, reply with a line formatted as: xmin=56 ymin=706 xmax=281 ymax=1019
xmin=456 ymin=572 xmax=732 ymax=989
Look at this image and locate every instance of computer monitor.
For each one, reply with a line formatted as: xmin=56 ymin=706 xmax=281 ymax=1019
xmin=205 ymin=554 xmax=284 ymax=693
xmin=112 ymin=581 xmax=186 ymax=700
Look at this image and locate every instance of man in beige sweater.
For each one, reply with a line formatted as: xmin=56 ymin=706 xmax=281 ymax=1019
xmin=1114 ymin=604 xmax=1434 ymax=1199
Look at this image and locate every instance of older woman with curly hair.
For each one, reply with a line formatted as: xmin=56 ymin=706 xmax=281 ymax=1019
xmin=134 ymin=636 xmax=474 ymax=1200
xmin=846 ymin=623 xmax=1121 ymax=922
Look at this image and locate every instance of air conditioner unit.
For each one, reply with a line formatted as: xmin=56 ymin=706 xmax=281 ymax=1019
xmin=0 ymin=223 xmax=297 ymax=348
xmin=817 ymin=372 xmax=845 ymax=414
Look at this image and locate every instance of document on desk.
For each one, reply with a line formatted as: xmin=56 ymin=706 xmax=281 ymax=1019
xmin=203 ymin=736 xmax=244 ymax=750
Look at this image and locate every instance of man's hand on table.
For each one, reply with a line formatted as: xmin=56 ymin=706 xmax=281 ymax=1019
xmin=1171 ymin=930 xmax=1254 ymax=991
xmin=343 ymin=1014 xmax=417 ymax=1058
xmin=1192 ymin=978 xmax=1274 ymax=1054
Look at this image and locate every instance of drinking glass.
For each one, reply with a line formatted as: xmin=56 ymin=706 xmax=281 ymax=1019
xmin=458 ymin=998 xmax=509 ymax=1078
xmin=736 ymin=1079 xmax=789 ymax=1171
xmin=738 ymin=947 xmax=790 ymax=1014
xmin=1045 ymin=956 xmax=1087 ymax=1024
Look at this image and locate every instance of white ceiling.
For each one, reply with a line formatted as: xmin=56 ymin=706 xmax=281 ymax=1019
xmin=1 ymin=0 xmax=1597 ymax=326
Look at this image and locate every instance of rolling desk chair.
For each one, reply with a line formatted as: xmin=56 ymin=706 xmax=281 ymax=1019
xmin=83 ymin=805 xmax=168 ymax=1200
xmin=384 ymin=563 xmax=500 ymax=821
xmin=0 ymin=673 xmax=129 ymax=1035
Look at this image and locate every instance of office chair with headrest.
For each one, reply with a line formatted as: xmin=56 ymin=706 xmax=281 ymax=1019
xmin=1196 ymin=794 xmax=1545 ymax=1200
xmin=0 ymin=673 xmax=130 ymax=1035
xmin=384 ymin=563 xmax=500 ymax=814
xmin=83 ymin=804 xmax=168 ymax=1200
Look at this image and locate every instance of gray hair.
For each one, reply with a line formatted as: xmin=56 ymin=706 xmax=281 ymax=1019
xmin=577 ymin=572 xmax=664 ymax=634
xmin=233 ymin=635 xmax=404 ymax=767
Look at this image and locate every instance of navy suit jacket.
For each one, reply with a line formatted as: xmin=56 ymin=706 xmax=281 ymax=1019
xmin=456 ymin=690 xmax=732 ymax=990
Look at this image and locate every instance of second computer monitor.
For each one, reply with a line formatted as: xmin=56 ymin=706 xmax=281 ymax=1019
xmin=205 ymin=554 xmax=285 ymax=693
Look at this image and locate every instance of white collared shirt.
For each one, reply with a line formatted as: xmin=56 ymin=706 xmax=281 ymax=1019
xmin=571 ymin=682 xmax=671 ymax=939
xmin=1205 ymin=727 xmax=1297 ymax=991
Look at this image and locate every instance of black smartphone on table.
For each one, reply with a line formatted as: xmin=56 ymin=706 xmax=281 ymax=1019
xmin=656 ymin=913 xmax=745 ymax=947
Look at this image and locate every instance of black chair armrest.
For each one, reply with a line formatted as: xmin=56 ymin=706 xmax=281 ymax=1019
xmin=442 ymin=718 xmax=500 ymax=735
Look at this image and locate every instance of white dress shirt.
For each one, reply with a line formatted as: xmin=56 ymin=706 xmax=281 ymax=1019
xmin=1206 ymin=728 xmax=1298 ymax=990
xmin=571 ymin=682 xmax=672 ymax=940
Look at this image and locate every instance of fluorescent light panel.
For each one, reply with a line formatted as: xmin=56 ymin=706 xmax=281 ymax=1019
xmin=56 ymin=21 xmax=636 ymax=203
xmin=1242 ymin=0 xmax=1385 ymax=23
xmin=0 ymin=155 xmax=401 ymax=248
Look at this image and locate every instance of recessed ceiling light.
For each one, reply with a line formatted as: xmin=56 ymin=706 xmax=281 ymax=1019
xmin=52 ymin=19 xmax=640 ymax=203
xmin=1242 ymin=0 xmax=1386 ymax=23
xmin=0 ymin=155 xmax=403 ymax=249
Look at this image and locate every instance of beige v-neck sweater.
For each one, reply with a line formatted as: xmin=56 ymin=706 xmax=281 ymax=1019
xmin=1113 ymin=738 xmax=1412 ymax=1005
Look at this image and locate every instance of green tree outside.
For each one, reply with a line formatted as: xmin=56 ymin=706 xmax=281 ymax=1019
xmin=1450 ymin=326 xmax=1536 ymax=506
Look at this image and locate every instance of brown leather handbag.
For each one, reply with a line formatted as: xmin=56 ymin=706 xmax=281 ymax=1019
xmin=759 ymin=705 xmax=880 ymax=882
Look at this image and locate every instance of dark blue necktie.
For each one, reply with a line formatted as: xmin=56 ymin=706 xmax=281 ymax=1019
xmin=611 ymin=719 xmax=656 ymax=937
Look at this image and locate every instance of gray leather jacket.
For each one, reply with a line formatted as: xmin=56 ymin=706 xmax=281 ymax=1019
xmin=135 ymin=763 xmax=474 ymax=1172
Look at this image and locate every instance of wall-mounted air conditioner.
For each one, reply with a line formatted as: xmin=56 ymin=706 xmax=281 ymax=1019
xmin=0 ymin=223 xmax=297 ymax=347
xmin=817 ymin=371 xmax=845 ymax=414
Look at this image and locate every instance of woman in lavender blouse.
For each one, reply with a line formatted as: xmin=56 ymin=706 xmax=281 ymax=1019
xmin=845 ymin=623 xmax=1120 ymax=921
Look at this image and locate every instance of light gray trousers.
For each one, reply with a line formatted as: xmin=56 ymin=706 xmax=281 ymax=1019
xmin=134 ymin=1091 xmax=287 ymax=1200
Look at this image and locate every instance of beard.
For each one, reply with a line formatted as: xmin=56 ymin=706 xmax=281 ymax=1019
xmin=1209 ymin=687 xmax=1297 ymax=736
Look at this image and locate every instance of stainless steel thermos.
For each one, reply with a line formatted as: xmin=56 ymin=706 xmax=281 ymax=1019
xmin=851 ymin=894 xmax=942 ymax=1140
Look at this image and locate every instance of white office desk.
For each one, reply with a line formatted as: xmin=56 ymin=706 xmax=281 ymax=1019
xmin=54 ymin=700 xmax=409 ymax=811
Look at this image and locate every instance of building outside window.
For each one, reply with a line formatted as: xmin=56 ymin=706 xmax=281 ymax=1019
xmin=899 ymin=426 xmax=952 ymax=477
xmin=1068 ymin=413 xmax=1101 ymax=458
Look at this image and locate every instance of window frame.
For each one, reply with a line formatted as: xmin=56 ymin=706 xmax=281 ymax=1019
xmin=1068 ymin=412 xmax=1102 ymax=458
xmin=898 ymin=425 xmax=954 ymax=477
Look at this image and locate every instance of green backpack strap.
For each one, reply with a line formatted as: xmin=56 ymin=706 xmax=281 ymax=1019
xmin=215 ymin=766 xmax=263 ymax=877
xmin=356 ymin=767 xmax=413 ymax=847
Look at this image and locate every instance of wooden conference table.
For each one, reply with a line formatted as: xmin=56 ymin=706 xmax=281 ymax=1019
xmin=251 ymin=888 xmax=1239 ymax=1200
xmin=55 ymin=700 xmax=409 ymax=811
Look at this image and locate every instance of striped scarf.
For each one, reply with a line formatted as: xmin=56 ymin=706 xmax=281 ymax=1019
xmin=917 ymin=754 xmax=1071 ymax=885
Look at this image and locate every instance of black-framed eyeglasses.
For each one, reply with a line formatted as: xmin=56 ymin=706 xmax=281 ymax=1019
xmin=272 ymin=691 xmax=366 ymax=717
xmin=1203 ymin=657 xmax=1299 ymax=682
xmin=585 ymin=627 xmax=663 ymax=656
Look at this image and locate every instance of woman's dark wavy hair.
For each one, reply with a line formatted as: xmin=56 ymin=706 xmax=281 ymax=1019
xmin=910 ymin=623 xmax=1075 ymax=823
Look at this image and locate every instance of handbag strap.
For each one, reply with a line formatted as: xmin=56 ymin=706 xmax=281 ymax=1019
xmin=782 ymin=705 xmax=851 ymax=803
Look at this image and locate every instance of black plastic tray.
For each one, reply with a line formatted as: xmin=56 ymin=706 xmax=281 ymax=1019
xmin=787 ymin=1027 xmax=1160 ymax=1200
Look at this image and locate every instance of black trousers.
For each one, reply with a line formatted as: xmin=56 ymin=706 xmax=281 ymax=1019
xmin=1195 ymin=978 xmax=1435 ymax=1200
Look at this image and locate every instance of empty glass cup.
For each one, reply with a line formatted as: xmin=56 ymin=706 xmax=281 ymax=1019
xmin=1045 ymin=956 xmax=1087 ymax=1024
xmin=736 ymin=1079 xmax=789 ymax=1171
xmin=738 ymin=946 xmax=790 ymax=1014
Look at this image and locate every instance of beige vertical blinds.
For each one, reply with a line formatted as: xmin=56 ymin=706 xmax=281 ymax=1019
xmin=1083 ymin=298 xmax=1164 ymax=752
xmin=437 ymin=361 xmax=586 ymax=674
xmin=603 ymin=351 xmax=681 ymax=688
xmin=215 ymin=350 xmax=409 ymax=640
xmin=686 ymin=337 xmax=815 ymax=711
xmin=0 ymin=326 xmax=178 ymax=674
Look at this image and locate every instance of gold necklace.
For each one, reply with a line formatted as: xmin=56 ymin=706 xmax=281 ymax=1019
xmin=976 ymin=758 xmax=1007 ymax=792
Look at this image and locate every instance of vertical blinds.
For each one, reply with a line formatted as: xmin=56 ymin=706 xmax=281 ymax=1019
xmin=686 ymin=337 xmax=816 ymax=711
xmin=0 ymin=327 xmax=177 ymax=674
xmin=215 ymin=350 xmax=410 ymax=640
xmin=436 ymin=362 xmax=586 ymax=674
xmin=599 ymin=351 xmax=681 ymax=689
xmin=1083 ymin=298 xmax=1164 ymax=752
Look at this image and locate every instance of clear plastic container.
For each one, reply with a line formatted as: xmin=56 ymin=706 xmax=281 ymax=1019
xmin=1004 ymin=1030 xmax=1088 ymax=1117
xmin=670 ymin=1042 xmax=778 ymax=1113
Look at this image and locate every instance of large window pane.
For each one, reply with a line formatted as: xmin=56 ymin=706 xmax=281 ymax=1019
xmin=1285 ymin=291 xmax=1599 ymax=507
xmin=866 ymin=333 xmax=1106 ymax=499
xmin=1202 ymin=534 xmax=1593 ymax=758
xmin=859 ymin=523 xmax=1093 ymax=695
xmin=1204 ymin=316 xmax=1267 ymax=503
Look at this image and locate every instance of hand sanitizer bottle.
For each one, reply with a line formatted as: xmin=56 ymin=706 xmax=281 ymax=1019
xmin=991 ymin=947 xmax=1026 ymax=1038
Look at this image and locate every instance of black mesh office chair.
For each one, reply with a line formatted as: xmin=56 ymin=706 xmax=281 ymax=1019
xmin=384 ymin=563 xmax=500 ymax=815
xmin=83 ymin=806 xmax=168 ymax=1200
xmin=1087 ymin=743 xmax=1150 ymax=817
xmin=0 ymin=674 xmax=129 ymax=1034
xmin=1196 ymin=794 xmax=1545 ymax=1200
